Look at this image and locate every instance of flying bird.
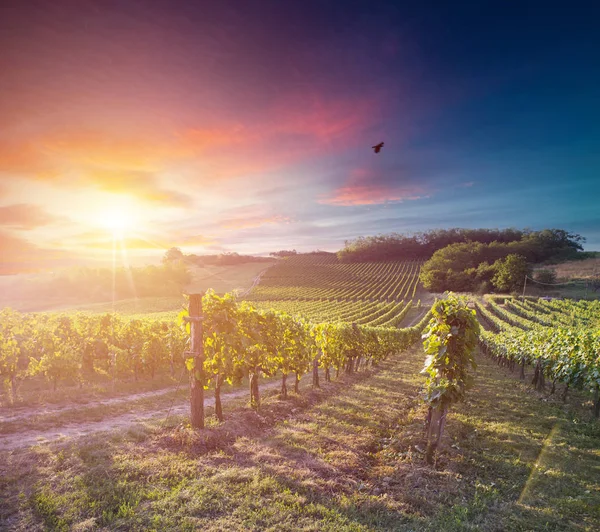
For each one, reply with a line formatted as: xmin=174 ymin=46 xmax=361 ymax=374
xmin=372 ymin=142 xmax=384 ymax=154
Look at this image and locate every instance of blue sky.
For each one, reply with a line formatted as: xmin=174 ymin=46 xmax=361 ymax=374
xmin=0 ymin=0 xmax=599 ymax=272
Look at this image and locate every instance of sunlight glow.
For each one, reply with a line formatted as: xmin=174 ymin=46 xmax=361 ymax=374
xmin=101 ymin=208 xmax=135 ymax=235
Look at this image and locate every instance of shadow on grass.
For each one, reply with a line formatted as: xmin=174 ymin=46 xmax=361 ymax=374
xmin=3 ymin=346 xmax=599 ymax=531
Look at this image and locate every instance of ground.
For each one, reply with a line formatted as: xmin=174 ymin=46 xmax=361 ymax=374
xmin=1 ymin=344 xmax=598 ymax=531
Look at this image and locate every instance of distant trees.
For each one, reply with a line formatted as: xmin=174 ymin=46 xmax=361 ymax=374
xmin=163 ymin=247 xmax=184 ymax=264
xmin=492 ymin=254 xmax=531 ymax=293
xmin=338 ymin=228 xmax=584 ymax=263
xmin=186 ymin=252 xmax=273 ymax=266
xmin=418 ymin=229 xmax=585 ymax=293
xmin=24 ymin=263 xmax=192 ymax=302
xmin=534 ymin=269 xmax=557 ymax=286
xmin=270 ymin=250 xmax=298 ymax=258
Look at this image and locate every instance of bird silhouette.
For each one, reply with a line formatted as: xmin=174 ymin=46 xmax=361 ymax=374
xmin=372 ymin=142 xmax=384 ymax=154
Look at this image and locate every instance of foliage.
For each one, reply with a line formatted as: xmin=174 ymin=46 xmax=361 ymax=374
xmin=419 ymin=229 xmax=585 ymax=292
xmin=492 ymin=254 xmax=531 ymax=292
xmin=338 ymin=227 xmax=584 ymax=263
xmin=421 ymin=295 xmax=480 ymax=408
xmin=269 ymin=249 xmax=298 ymax=257
xmin=534 ymin=269 xmax=557 ymax=285
xmin=421 ymin=294 xmax=480 ymax=463
xmin=163 ymin=247 xmax=184 ymax=264
xmin=11 ymin=263 xmax=192 ymax=303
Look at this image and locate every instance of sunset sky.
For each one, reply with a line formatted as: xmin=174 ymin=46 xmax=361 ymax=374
xmin=1 ymin=1 xmax=599 ymax=273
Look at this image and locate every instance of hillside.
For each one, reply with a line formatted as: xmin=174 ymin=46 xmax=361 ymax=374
xmin=243 ymin=254 xmax=431 ymax=327
xmin=0 ymin=262 xmax=271 ymax=313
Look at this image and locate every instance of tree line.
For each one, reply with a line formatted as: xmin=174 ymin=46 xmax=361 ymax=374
xmin=420 ymin=228 xmax=588 ymax=293
xmin=338 ymin=228 xmax=585 ymax=263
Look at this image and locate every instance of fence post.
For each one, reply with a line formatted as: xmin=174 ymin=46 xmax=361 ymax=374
xmin=188 ymin=294 xmax=205 ymax=429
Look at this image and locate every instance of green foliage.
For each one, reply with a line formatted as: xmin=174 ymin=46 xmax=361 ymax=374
xmin=420 ymin=229 xmax=585 ymax=292
xmin=421 ymin=294 xmax=480 ymax=408
xmin=338 ymin=228 xmax=528 ymax=262
xmin=492 ymin=254 xmax=531 ymax=292
xmin=534 ymin=269 xmax=557 ymax=285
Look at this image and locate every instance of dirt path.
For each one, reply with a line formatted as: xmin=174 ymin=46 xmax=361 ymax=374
xmin=0 ymin=384 xmax=187 ymax=425
xmin=238 ymin=266 xmax=271 ymax=297
xmin=404 ymin=308 xmax=427 ymax=328
xmin=0 ymin=380 xmax=282 ymax=452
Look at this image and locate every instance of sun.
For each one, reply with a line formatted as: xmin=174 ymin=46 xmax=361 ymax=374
xmin=100 ymin=207 xmax=135 ymax=236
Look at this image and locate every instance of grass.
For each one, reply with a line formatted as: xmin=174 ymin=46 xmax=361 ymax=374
xmin=1 ymin=368 xmax=184 ymax=409
xmin=546 ymin=257 xmax=600 ymax=280
xmin=1 ymin=345 xmax=599 ymax=531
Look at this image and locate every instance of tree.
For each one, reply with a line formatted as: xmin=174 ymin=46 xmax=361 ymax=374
xmin=163 ymin=247 xmax=184 ymax=264
xmin=534 ymin=269 xmax=557 ymax=286
xmin=269 ymin=250 xmax=297 ymax=257
xmin=492 ymin=254 xmax=531 ymax=293
xmin=421 ymin=295 xmax=479 ymax=464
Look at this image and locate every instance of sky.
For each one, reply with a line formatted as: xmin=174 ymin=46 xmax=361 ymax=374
xmin=1 ymin=0 xmax=599 ymax=273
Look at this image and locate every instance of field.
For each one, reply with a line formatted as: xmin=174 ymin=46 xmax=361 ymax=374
xmin=2 ymin=345 xmax=599 ymax=530
xmin=546 ymin=256 xmax=600 ymax=280
xmin=243 ymin=254 xmax=429 ymax=328
xmin=0 ymin=261 xmax=271 ymax=314
xmin=1 ymin=257 xmax=599 ymax=530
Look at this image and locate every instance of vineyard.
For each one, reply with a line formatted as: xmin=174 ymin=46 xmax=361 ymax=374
xmin=0 ymin=290 xmax=432 ymax=413
xmin=2 ymin=268 xmax=600 ymax=530
xmin=245 ymin=254 xmax=423 ymax=302
xmin=242 ymin=254 xmax=425 ymax=328
xmin=476 ymin=296 xmax=600 ymax=415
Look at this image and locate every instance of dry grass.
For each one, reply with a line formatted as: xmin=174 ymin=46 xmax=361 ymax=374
xmin=546 ymin=257 xmax=600 ymax=280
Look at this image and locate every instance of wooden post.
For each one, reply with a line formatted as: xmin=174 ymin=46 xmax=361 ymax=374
xmin=312 ymin=353 xmax=320 ymax=388
xmin=188 ymin=294 xmax=205 ymax=429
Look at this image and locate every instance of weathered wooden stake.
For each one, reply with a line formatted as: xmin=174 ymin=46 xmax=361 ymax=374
xmin=188 ymin=294 xmax=205 ymax=429
xmin=312 ymin=355 xmax=320 ymax=388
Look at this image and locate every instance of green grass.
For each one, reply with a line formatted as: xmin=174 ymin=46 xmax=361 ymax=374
xmin=1 ymin=346 xmax=599 ymax=531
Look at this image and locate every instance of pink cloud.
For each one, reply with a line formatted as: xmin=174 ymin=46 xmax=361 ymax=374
xmin=0 ymin=204 xmax=63 ymax=229
xmin=318 ymin=168 xmax=428 ymax=206
xmin=0 ymin=230 xmax=69 ymax=274
xmin=220 ymin=214 xmax=291 ymax=230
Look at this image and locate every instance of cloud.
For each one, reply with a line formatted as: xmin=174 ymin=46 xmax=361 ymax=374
xmin=0 ymin=204 xmax=63 ymax=229
xmin=179 ymin=92 xmax=378 ymax=179
xmin=220 ymin=214 xmax=291 ymax=230
xmin=318 ymin=168 xmax=428 ymax=206
xmin=175 ymin=234 xmax=216 ymax=248
xmin=86 ymin=169 xmax=192 ymax=207
xmin=0 ymin=230 xmax=69 ymax=274
xmin=0 ymin=132 xmax=194 ymax=207
xmin=0 ymin=90 xmax=376 ymax=205
xmin=56 ymin=230 xmax=216 ymax=252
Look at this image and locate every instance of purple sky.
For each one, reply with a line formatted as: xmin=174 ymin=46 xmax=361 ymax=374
xmin=1 ymin=1 xmax=599 ymax=273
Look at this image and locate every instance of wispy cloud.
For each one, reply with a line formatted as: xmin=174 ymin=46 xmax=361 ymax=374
xmin=220 ymin=214 xmax=291 ymax=230
xmin=0 ymin=230 xmax=68 ymax=274
xmin=0 ymin=204 xmax=63 ymax=230
xmin=319 ymin=168 xmax=428 ymax=206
